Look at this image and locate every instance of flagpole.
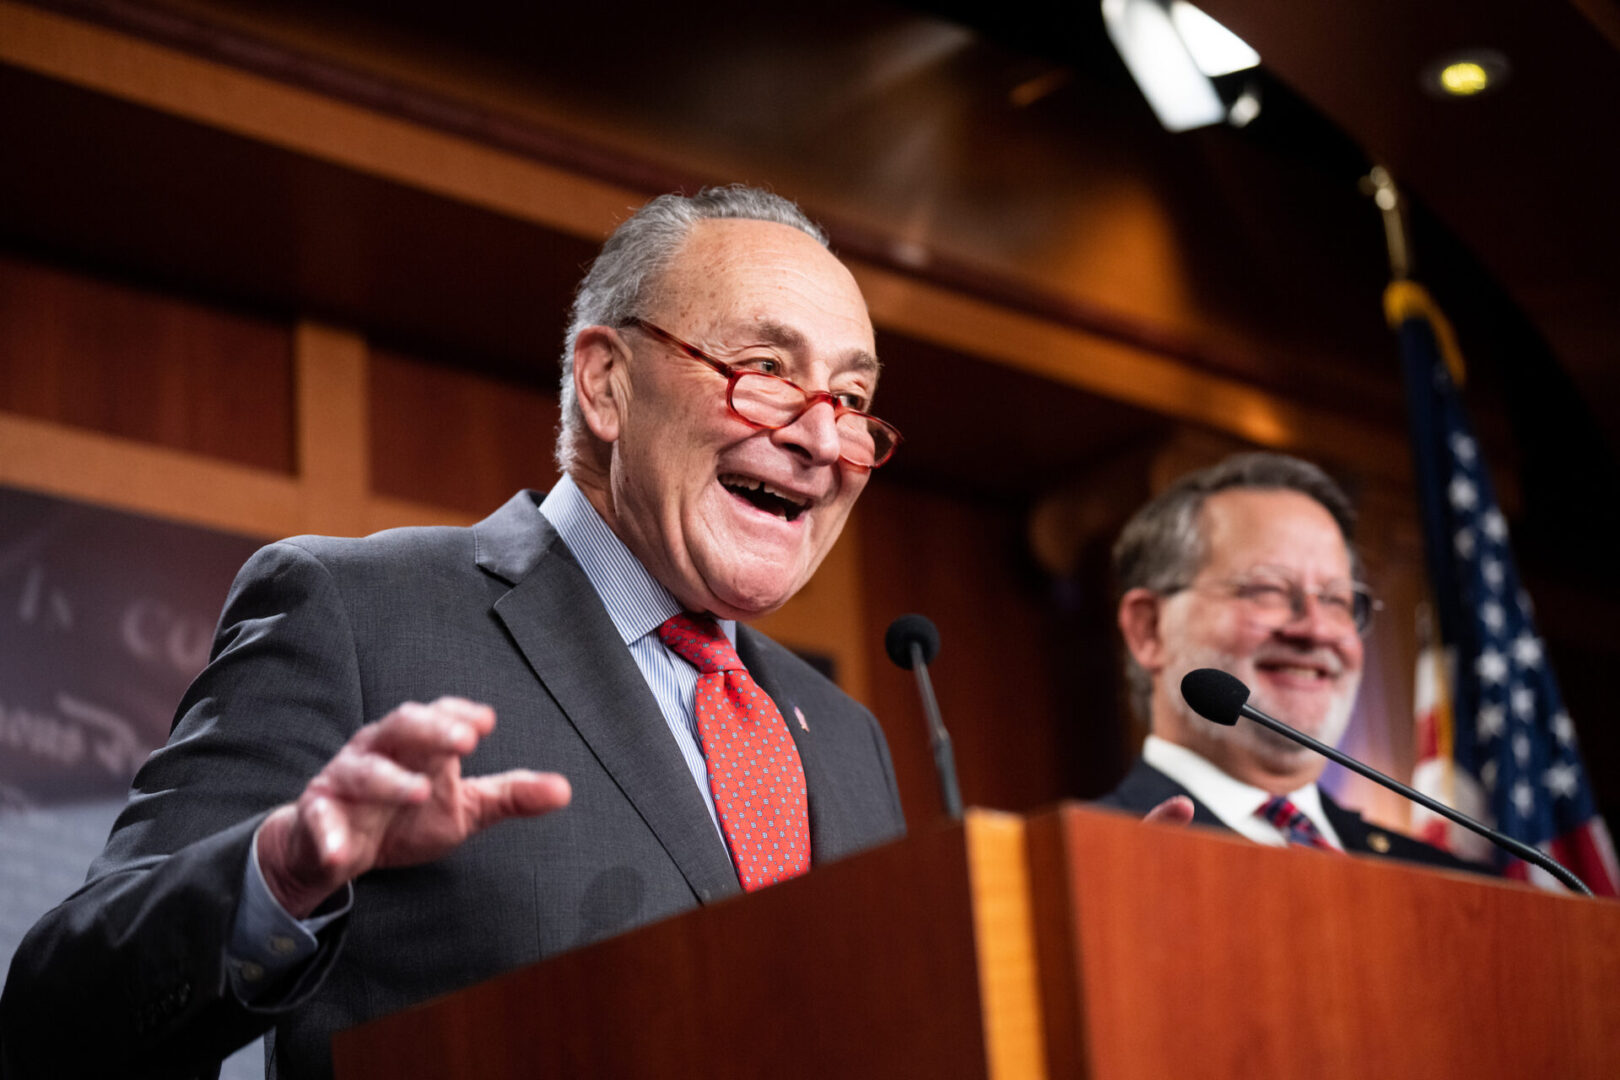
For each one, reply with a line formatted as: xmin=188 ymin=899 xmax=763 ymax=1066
xmin=1362 ymin=165 xmax=1412 ymax=280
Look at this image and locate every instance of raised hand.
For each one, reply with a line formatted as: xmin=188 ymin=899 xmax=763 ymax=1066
xmin=255 ymin=697 xmax=571 ymax=917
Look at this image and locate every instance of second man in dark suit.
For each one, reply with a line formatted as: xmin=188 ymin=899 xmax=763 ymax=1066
xmin=1097 ymin=452 xmax=1484 ymax=872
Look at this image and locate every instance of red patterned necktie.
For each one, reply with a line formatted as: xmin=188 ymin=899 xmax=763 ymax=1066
xmin=657 ymin=613 xmax=811 ymax=891
xmin=1257 ymin=794 xmax=1340 ymax=852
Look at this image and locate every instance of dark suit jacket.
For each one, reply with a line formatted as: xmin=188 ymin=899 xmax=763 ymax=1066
xmin=0 ymin=491 xmax=906 ymax=1080
xmin=1097 ymin=757 xmax=1489 ymax=874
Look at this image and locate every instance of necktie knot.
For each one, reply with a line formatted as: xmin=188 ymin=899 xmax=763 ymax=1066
xmin=658 ymin=612 xmax=743 ymax=674
xmin=1257 ymin=794 xmax=1337 ymax=852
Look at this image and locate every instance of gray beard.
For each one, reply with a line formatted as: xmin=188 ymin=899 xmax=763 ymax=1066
xmin=1165 ymin=648 xmax=1357 ymax=770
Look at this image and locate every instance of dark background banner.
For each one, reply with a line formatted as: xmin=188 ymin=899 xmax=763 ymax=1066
xmin=0 ymin=484 xmax=262 ymax=1076
xmin=0 ymin=485 xmax=258 ymax=804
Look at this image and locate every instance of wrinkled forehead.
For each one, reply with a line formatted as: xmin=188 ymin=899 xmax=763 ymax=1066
xmin=648 ymin=218 xmax=876 ymax=356
xmin=1195 ymin=488 xmax=1355 ymax=580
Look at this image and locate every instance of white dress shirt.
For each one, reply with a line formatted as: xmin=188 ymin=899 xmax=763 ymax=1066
xmin=1143 ymin=734 xmax=1344 ymax=850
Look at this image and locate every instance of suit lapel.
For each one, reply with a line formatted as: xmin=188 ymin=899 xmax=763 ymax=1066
xmin=474 ymin=493 xmax=741 ymax=904
xmin=1319 ymin=790 xmax=1376 ymax=852
xmin=1124 ymin=760 xmax=1227 ymax=830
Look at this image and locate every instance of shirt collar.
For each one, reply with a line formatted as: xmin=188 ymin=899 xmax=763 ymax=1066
xmin=1142 ymin=735 xmax=1340 ymax=847
xmin=537 ymin=474 xmax=735 ymax=645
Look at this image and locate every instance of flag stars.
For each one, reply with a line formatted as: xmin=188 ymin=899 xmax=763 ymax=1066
xmin=1477 ymin=703 xmax=1507 ymax=739
xmin=1480 ymin=600 xmax=1506 ymax=634
xmin=1511 ymin=633 xmax=1543 ymax=669
xmin=1481 ymin=557 xmax=1505 ymax=591
xmin=1516 ymin=587 xmax=1536 ymax=618
xmin=1511 ymin=686 xmax=1536 ymax=719
xmin=1512 ymin=780 xmax=1535 ymax=817
xmin=1482 ymin=508 xmax=1508 ymax=543
xmin=1449 ymin=475 xmax=1479 ymax=511
xmin=1481 ymin=759 xmax=1498 ymax=791
xmin=1450 ymin=432 xmax=1478 ymax=464
xmin=1545 ymin=762 xmax=1580 ymax=800
xmin=1513 ymin=732 xmax=1531 ymax=766
xmin=1455 ymin=528 xmax=1476 ymax=558
xmin=1476 ymin=648 xmax=1508 ymax=685
xmin=1553 ymin=711 xmax=1576 ymax=746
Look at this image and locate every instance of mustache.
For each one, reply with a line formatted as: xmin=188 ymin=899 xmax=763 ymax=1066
xmin=1251 ymin=647 xmax=1346 ymax=678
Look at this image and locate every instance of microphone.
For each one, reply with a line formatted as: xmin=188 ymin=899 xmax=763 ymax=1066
xmin=1181 ymin=668 xmax=1592 ymax=896
xmin=885 ymin=614 xmax=962 ymax=820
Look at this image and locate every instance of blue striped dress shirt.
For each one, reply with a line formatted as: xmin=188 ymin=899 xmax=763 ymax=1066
xmin=539 ymin=475 xmax=728 ymax=838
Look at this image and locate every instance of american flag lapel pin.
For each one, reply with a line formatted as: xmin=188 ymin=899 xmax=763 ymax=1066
xmin=794 ymin=705 xmax=809 ymax=731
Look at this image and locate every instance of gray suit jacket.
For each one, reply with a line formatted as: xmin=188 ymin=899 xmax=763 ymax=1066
xmin=1 ymin=491 xmax=906 ymax=1080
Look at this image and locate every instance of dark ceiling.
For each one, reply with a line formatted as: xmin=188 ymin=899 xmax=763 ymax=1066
xmin=7 ymin=0 xmax=1618 ymax=532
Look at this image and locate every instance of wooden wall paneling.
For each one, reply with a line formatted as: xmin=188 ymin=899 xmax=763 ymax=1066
xmin=860 ymin=481 xmax=1070 ymax=828
xmin=294 ymin=320 xmax=369 ymax=536
xmin=751 ymin=506 xmax=872 ymax=711
xmin=851 ymin=261 xmax=1414 ymax=486
xmin=367 ymin=347 xmax=561 ymax=518
xmin=0 ymin=1 xmax=1417 ymax=491
xmin=0 ymin=410 xmax=300 ymax=538
xmin=0 ymin=250 xmax=295 ymax=472
xmin=0 ymin=1 xmax=641 ymax=243
xmin=1027 ymin=441 xmax=1168 ymax=795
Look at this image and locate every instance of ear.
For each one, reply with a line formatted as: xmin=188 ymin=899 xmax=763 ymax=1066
xmin=573 ymin=326 xmax=630 ymax=444
xmin=1118 ymin=587 xmax=1168 ymax=674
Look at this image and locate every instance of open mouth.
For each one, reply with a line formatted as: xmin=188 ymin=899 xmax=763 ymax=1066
xmin=1255 ymin=659 xmax=1337 ymax=682
xmin=720 ymin=474 xmax=811 ymax=522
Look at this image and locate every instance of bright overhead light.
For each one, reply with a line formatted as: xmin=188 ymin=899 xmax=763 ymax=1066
xmin=1440 ymin=62 xmax=1489 ymax=95
xmin=1422 ymin=50 xmax=1510 ymax=98
xmin=1102 ymin=0 xmax=1261 ymax=132
xmin=1169 ymin=1 xmax=1260 ymax=77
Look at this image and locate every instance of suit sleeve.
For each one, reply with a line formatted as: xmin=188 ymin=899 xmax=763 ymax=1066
xmin=0 ymin=541 xmax=367 ymax=1079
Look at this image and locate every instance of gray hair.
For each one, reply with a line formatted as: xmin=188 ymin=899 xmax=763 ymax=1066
xmin=554 ymin=185 xmax=829 ymax=473
xmin=1112 ymin=452 xmax=1359 ymax=723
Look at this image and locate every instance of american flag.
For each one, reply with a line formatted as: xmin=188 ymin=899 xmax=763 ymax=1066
xmin=1393 ymin=281 xmax=1617 ymax=895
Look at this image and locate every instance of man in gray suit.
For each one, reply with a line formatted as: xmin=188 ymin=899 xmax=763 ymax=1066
xmin=1 ymin=186 xmax=907 ymax=1078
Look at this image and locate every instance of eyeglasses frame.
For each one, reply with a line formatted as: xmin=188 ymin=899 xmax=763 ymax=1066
xmin=1160 ymin=574 xmax=1384 ymax=637
xmin=623 ymin=318 xmax=902 ymax=469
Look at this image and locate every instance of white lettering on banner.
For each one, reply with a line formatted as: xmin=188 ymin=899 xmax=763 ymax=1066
xmin=0 ymin=698 xmax=86 ymax=767
xmin=55 ymin=693 xmax=146 ymax=777
xmin=15 ymin=564 xmax=74 ymax=632
xmin=120 ymin=600 xmax=212 ymax=675
xmin=0 ymin=694 xmax=145 ymax=778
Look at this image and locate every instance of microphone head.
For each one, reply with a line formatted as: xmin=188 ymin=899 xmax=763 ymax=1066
xmin=885 ymin=614 xmax=940 ymax=670
xmin=1180 ymin=668 xmax=1250 ymax=726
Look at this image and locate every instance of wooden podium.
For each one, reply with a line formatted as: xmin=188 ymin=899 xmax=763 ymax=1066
xmin=333 ymin=805 xmax=1620 ymax=1079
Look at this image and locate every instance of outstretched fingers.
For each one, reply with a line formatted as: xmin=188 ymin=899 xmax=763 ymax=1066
xmin=464 ymin=770 xmax=572 ymax=830
xmin=358 ymin=697 xmax=493 ymax=767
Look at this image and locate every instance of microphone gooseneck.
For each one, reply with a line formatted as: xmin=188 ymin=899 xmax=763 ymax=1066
xmin=883 ymin=614 xmax=961 ymax=821
xmin=1180 ymin=667 xmax=1592 ymax=896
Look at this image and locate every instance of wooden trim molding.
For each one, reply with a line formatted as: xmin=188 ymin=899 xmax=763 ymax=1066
xmin=1 ymin=0 xmax=1410 ymax=476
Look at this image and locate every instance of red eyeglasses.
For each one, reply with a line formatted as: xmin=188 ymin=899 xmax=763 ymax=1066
xmin=626 ymin=319 xmax=902 ymax=469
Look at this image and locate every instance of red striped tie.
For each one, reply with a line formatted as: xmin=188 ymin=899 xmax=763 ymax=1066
xmin=658 ymin=613 xmax=811 ymax=890
xmin=1257 ymin=795 xmax=1339 ymax=852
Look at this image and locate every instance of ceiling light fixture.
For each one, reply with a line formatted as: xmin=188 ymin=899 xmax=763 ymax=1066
xmin=1102 ymin=0 xmax=1261 ymax=132
xmin=1422 ymin=49 xmax=1511 ymax=98
xmin=1168 ymin=1 xmax=1260 ymax=77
